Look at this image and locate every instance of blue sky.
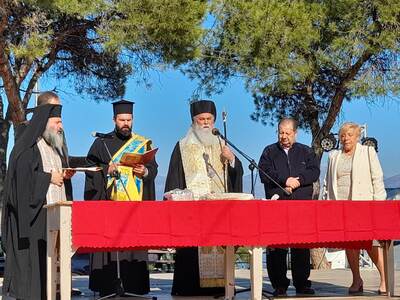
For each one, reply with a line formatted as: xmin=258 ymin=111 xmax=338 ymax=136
xmin=18 ymin=68 xmax=400 ymax=181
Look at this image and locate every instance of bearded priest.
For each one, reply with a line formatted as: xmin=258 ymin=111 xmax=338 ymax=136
xmin=164 ymin=99 xmax=243 ymax=296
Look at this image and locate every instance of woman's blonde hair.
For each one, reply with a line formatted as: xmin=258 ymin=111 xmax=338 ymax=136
xmin=338 ymin=122 xmax=361 ymax=140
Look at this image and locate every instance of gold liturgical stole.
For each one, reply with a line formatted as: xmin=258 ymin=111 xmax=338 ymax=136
xmin=107 ymin=134 xmax=150 ymax=201
xmin=180 ymin=141 xmax=227 ymax=288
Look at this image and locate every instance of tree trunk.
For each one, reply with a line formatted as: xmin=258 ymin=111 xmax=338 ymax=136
xmin=309 ymin=122 xmax=331 ymax=269
xmin=0 ymin=97 xmax=10 ymax=213
xmin=310 ymin=177 xmax=330 ymax=269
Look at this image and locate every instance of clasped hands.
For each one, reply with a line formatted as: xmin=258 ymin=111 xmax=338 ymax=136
xmin=285 ymin=176 xmax=300 ymax=194
xmin=50 ymin=169 xmax=76 ymax=187
xmin=107 ymin=162 xmax=147 ymax=178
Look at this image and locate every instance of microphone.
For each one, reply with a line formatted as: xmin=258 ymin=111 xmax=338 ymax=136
xmin=203 ymin=152 xmax=215 ymax=178
xmin=211 ymin=128 xmax=221 ymax=136
xmin=202 ymin=152 xmax=210 ymax=164
xmin=91 ymin=132 xmax=114 ymax=139
xmin=110 ymin=170 xmax=120 ymax=179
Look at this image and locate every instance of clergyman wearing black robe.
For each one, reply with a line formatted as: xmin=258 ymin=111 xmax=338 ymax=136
xmin=164 ymin=100 xmax=244 ymax=296
xmin=1 ymin=104 xmax=66 ymax=300
xmin=14 ymin=109 xmax=78 ymax=200
xmin=84 ymin=100 xmax=158 ymax=297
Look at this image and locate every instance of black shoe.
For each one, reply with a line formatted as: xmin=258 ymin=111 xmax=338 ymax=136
xmin=378 ymin=289 xmax=388 ymax=296
xmin=272 ymin=287 xmax=287 ymax=297
xmin=296 ymin=287 xmax=315 ymax=295
xmin=348 ymin=280 xmax=363 ymax=295
xmin=56 ymin=289 xmax=82 ymax=298
xmin=71 ymin=289 xmax=82 ymax=296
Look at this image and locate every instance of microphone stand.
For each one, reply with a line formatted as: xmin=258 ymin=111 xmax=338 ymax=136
xmin=213 ymin=130 xmax=276 ymax=300
xmin=97 ymin=137 xmax=156 ymax=300
xmin=222 ymin=110 xmax=228 ymax=192
xmin=249 ymin=164 xmax=256 ymax=196
xmin=214 ymin=131 xmax=290 ymax=197
xmin=100 ymin=138 xmax=131 ymax=201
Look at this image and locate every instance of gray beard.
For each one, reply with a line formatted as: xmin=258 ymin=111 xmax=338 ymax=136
xmin=42 ymin=127 xmax=65 ymax=155
xmin=192 ymin=124 xmax=220 ymax=146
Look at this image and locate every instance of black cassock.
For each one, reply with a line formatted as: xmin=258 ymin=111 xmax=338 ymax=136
xmin=13 ymin=121 xmax=76 ymax=200
xmin=2 ymin=146 xmax=50 ymax=300
xmin=84 ymin=130 xmax=158 ymax=296
xmin=2 ymin=104 xmax=61 ymax=300
xmin=165 ymin=142 xmax=244 ymax=296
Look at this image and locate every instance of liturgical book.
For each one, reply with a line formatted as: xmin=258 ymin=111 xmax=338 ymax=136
xmin=120 ymin=148 xmax=158 ymax=167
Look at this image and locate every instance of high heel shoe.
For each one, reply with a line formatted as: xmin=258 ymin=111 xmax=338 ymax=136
xmin=348 ymin=282 xmax=363 ymax=294
xmin=378 ymin=289 xmax=388 ymax=296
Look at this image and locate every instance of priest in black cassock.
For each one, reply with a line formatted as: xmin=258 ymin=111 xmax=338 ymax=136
xmin=12 ymin=91 xmax=76 ymax=199
xmin=84 ymin=100 xmax=158 ymax=296
xmin=2 ymin=101 xmax=74 ymax=300
xmin=165 ymin=99 xmax=244 ymax=296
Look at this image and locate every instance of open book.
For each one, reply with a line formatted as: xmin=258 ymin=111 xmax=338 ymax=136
xmin=120 ymin=148 xmax=158 ymax=167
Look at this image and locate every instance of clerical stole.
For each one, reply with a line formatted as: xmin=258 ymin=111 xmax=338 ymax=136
xmin=37 ymin=138 xmax=67 ymax=204
xmin=180 ymin=141 xmax=226 ymax=288
xmin=107 ymin=134 xmax=150 ymax=201
xmin=179 ymin=143 xmax=226 ymax=198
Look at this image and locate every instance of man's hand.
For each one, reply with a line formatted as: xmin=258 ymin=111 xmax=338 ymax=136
xmin=51 ymin=170 xmax=64 ymax=187
xmin=107 ymin=163 xmax=120 ymax=176
xmin=63 ymin=169 xmax=76 ymax=180
xmin=132 ymin=164 xmax=147 ymax=178
xmin=221 ymin=145 xmax=235 ymax=163
xmin=285 ymin=187 xmax=293 ymax=195
xmin=286 ymin=177 xmax=300 ymax=189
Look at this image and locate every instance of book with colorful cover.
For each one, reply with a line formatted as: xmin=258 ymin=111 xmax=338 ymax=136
xmin=120 ymin=148 xmax=158 ymax=167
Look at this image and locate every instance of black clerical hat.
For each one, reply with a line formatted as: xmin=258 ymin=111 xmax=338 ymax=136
xmin=190 ymin=100 xmax=216 ymax=120
xmin=49 ymin=104 xmax=62 ymax=118
xmin=112 ymin=99 xmax=134 ymax=116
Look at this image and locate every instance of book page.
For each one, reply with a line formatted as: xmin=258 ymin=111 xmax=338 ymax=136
xmin=62 ymin=167 xmax=102 ymax=172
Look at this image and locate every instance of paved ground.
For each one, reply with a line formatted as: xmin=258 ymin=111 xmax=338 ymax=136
xmin=1 ymin=268 xmax=399 ymax=300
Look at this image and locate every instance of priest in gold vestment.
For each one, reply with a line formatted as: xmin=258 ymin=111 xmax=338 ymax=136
xmin=84 ymin=100 xmax=158 ymax=296
xmin=165 ymin=100 xmax=243 ymax=296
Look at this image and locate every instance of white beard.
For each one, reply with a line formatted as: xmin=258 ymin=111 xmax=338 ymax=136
xmin=42 ymin=126 xmax=65 ymax=155
xmin=192 ymin=124 xmax=220 ymax=146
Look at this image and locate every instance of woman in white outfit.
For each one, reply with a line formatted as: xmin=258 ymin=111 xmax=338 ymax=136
xmin=323 ymin=122 xmax=387 ymax=295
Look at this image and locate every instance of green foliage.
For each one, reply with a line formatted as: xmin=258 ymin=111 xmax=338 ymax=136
xmin=26 ymin=0 xmax=109 ymax=16
xmin=103 ymin=0 xmax=207 ymax=66
xmin=188 ymin=0 xmax=400 ymax=142
xmin=1 ymin=0 xmax=207 ymax=104
xmin=10 ymin=31 xmax=52 ymax=60
xmin=235 ymin=246 xmax=250 ymax=266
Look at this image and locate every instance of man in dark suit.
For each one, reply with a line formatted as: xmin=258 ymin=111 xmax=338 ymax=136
xmin=258 ymin=117 xmax=320 ymax=297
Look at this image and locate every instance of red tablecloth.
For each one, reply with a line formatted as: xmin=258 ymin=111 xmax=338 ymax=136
xmin=72 ymin=200 xmax=400 ymax=253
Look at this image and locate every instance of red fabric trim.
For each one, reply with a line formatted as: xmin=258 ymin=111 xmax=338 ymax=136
xmin=72 ymin=200 xmax=400 ymax=253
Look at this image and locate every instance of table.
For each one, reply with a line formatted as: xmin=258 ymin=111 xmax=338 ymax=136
xmin=47 ymin=200 xmax=400 ymax=300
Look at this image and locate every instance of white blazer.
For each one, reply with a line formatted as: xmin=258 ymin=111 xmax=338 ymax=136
xmin=323 ymin=143 xmax=386 ymax=200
